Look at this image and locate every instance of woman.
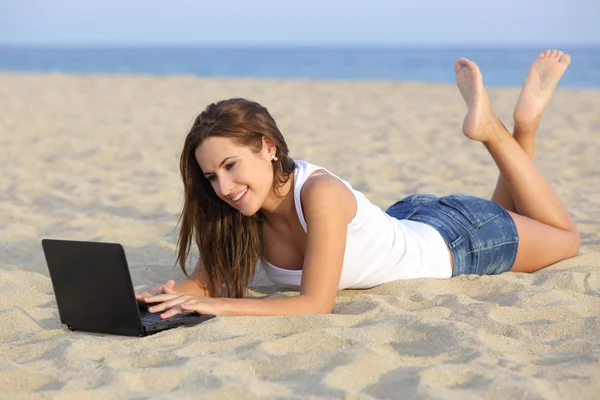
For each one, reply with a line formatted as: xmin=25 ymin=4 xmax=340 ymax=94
xmin=138 ymin=50 xmax=579 ymax=318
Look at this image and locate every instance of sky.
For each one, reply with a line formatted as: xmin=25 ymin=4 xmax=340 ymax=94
xmin=1 ymin=0 xmax=599 ymax=47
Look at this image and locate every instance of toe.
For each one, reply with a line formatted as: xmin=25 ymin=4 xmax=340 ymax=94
xmin=454 ymin=58 xmax=469 ymax=72
xmin=468 ymin=60 xmax=480 ymax=72
xmin=544 ymin=50 xmax=552 ymax=57
xmin=454 ymin=60 xmax=462 ymax=73
xmin=559 ymin=54 xmax=571 ymax=65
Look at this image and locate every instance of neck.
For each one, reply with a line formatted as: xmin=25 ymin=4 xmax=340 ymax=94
xmin=260 ymin=173 xmax=295 ymax=220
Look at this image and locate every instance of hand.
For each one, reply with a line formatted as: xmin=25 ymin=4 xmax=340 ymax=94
xmin=135 ymin=280 xmax=177 ymax=304
xmin=144 ymin=292 xmax=224 ymax=318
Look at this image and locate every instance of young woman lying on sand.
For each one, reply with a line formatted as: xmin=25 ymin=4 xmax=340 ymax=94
xmin=137 ymin=49 xmax=579 ymax=317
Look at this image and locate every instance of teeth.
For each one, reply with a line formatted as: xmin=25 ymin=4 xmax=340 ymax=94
xmin=232 ymin=188 xmax=247 ymax=202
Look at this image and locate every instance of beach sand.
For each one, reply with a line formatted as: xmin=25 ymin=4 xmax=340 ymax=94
xmin=1 ymin=72 xmax=599 ymax=399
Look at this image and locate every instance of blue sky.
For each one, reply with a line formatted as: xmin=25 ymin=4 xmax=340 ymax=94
xmin=1 ymin=0 xmax=598 ymax=46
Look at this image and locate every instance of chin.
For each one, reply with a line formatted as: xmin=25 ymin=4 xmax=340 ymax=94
xmin=236 ymin=193 xmax=264 ymax=217
xmin=239 ymin=205 xmax=261 ymax=217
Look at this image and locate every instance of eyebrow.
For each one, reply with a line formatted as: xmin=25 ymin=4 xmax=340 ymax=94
xmin=202 ymin=156 xmax=237 ymax=177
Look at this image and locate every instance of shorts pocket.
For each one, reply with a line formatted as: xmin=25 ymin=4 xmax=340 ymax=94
xmin=390 ymin=194 xmax=438 ymax=204
xmin=386 ymin=194 xmax=438 ymax=219
xmin=438 ymin=195 xmax=500 ymax=228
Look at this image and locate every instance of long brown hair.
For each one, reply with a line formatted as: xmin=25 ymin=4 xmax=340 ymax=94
xmin=177 ymin=98 xmax=295 ymax=298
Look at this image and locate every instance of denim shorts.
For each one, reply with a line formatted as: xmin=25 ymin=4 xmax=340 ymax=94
xmin=385 ymin=194 xmax=519 ymax=276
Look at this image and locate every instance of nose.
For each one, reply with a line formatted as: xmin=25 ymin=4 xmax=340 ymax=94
xmin=217 ymin=175 xmax=234 ymax=198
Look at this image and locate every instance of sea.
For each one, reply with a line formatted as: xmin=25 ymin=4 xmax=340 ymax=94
xmin=1 ymin=46 xmax=598 ymax=87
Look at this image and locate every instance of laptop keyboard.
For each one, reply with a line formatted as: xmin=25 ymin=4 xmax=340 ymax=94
xmin=140 ymin=312 xmax=192 ymax=326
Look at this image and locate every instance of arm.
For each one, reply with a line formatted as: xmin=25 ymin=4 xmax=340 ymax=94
xmin=294 ymin=174 xmax=357 ymax=313
xmin=149 ymin=174 xmax=357 ymax=317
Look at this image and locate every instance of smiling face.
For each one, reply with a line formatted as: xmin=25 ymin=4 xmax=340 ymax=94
xmin=195 ymin=136 xmax=276 ymax=215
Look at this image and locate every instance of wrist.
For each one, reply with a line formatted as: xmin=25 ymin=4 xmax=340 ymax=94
xmin=217 ymin=297 xmax=232 ymax=316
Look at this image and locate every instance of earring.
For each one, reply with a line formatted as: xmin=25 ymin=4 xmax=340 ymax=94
xmin=271 ymin=154 xmax=278 ymax=162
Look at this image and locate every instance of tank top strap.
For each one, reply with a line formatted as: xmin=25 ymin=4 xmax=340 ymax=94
xmin=292 ymin=160 xmax=325 ymax=233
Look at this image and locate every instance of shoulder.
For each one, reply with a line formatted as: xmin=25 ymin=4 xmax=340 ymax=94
xmin=301 ymin=173 xmax=348 ymax=197
xmin=300 ymin=173 xmax=356 ymax=225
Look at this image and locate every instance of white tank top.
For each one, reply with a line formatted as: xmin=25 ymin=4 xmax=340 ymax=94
xmin=261 ymin=160 xmax=452 ymax=290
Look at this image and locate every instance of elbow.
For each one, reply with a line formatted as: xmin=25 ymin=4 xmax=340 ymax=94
xmin=302 ymin=297 xmax=334 ymax=315
xmin=569 ymin=231 xmax=581 ymax=258
xmin=311 ymin=306 xmax=333 ymax=315
xmin=561 ymin=228 xmax=581 ymax=259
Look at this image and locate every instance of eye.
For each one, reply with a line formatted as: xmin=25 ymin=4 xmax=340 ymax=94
xmin=206 ymin=175 xmax=216 ymax=182
xmin=225 ymin=162 xmax=236 ymax=171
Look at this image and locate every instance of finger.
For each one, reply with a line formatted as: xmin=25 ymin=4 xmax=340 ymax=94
xmin=159 ymin=307 xmax=183 ymax=319
xmin=165 ymin=280 xmax=175 ymax=289
xmin=180 ymin=302 xmax=204 ymax=313
xmin=161 ymin=285 xmax=177 ymax=295
xmin=135 ymin=291 xmax=152 ymax=301
xmin=135 ymin=283 xmax=163 ymax=299
xmin=147 ymin=296 xmax=191 ymax=313
xmin=144 ymin=293 xmax=184 ymax=304
xmin=138 ymin=290 xmax=163 ymax=302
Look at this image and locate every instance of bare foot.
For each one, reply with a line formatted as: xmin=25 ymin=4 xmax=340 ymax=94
xmin=513 ymin=49 xmax=571 ymax=134
xmin=454 ymin=58 xmax=500 ymax=143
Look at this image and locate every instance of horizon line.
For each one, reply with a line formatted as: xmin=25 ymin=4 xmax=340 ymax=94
xmin=1 ymin=42 xmax=599 ymax=49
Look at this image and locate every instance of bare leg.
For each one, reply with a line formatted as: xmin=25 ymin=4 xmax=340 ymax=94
xmin=491 ymin=50 xmax=571 ymax=212
xmin=455 ymin=57 xmax=579 ymax=272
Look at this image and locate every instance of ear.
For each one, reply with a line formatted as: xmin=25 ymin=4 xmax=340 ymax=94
xmin=262 ymin=136 xmax=277 ymax=158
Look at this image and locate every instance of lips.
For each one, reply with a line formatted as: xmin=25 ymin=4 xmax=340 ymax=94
xmin=231 ymin=188 xmax=248 ymax=203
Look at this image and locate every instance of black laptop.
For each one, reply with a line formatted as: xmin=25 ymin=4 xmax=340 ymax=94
xmin=41 ymin=239 xmax=215 ymax=337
